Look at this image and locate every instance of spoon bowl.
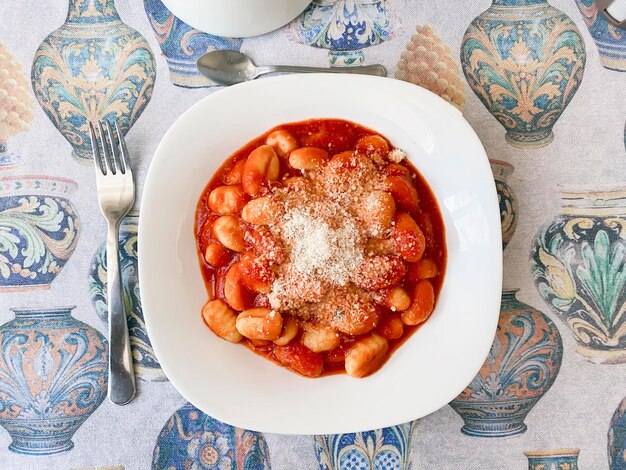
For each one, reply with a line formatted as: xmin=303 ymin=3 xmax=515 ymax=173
xmin=197 ymin=50 xmax=256 ymax=86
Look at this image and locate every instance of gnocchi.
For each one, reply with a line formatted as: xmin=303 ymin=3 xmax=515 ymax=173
xmin=204 ymin=242 xmax=229 ymax=267
xmin=236 ymin=308 xmax=283 ymax=341
xmin=328 ymin=287 xmax=379 ymax=336
xmin=385 ymin=287 xmax=411 ymax=311
xmin=202 ymin=300 xmax=242 ymax=343
xmin=208 ymin=185 xmax=248 ymax=215
xmin=392 ymin=212 xmax=426 ymax=262
xmin=376 ymin=313 xmax=404 ymax=340
xmin=238 ymin=252 xmax=273 ymax=294
xmin=407 ymin=258 xmax=438 ymax=282
xmin=196 ymin=119 xmax=445 ymax=378
xmin=384 ymin=175 xmax=419 ymax=213
xmin=356 ymin=134 xmax=389 ymax=155
xmin=242 ymin=145 xmax=279 ymax=196
xmin=266 ymin=129 xmax=298 ymax=157
xmin=350 ymin=255 xmax=406 ymax=291
xmin=223 ymin=159 xmax=246 ymax=185
xmin=302 ymin=325 xmax=340 ymax=352
xmin=289 ymin=147 xmax=329 ymax=170
xmin=357 ymin=190 xmax=396 ymax=236
xmin=223 ymin=263 xmax=250 ymax=311
xmin=345 ymin=335 xmax=389 ymax=378
xmin=273 ymin=316 xmax=299 ymax=346
xmin=401 ymin=280 xmax=435 ymax=326
xmin=212 ymin=215 xmax=244 ymax=252
xmin=241 ymin=196 xmax=284 ymax=225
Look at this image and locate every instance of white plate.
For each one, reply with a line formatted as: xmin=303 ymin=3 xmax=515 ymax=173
xmin=139 ymin=74 xmax=502 ymax=435
xmin=161 ymin=0 xmax=311 ymax=38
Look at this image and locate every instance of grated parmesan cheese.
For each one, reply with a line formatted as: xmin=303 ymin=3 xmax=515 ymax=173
xmin=388 ymin=149 xmax=406 ymax=163
xmin=283 ymin=208 xmax=363 ymax=284
xmin=264 ymin=143 xmax=411 ymax=321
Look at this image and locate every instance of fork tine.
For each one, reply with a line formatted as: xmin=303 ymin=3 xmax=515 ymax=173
xmin=89 ymin=122 xmax=105 ymax=175
xmin=114 ymin=119 xmax=131 ymax=175
xmin=106 ymin=120 xmax=123 ymax=174
xmin=98 ymin=121 xmax=115 ymax=175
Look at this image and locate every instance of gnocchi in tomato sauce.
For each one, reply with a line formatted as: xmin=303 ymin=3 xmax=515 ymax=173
xmin=195 ymin=119 xmax=446 ymax=378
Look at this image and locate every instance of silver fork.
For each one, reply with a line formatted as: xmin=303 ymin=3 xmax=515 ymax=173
xmin=89 ymin=119 xmax=136 ymax=406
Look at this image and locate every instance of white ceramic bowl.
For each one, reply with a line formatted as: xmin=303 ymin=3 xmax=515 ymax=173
xmin=160 ymin=0 xmax=311 ymax=38
xmin=139 ymin=74 xmax=502 ymax=434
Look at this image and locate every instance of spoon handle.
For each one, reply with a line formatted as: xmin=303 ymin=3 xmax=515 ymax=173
xmin=255 ymin=64 xmax=387 ymax=78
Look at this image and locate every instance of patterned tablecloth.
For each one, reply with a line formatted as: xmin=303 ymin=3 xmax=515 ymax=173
xmin=1 ymin=0 xmax=626 ymax=468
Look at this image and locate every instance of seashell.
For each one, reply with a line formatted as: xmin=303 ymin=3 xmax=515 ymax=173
xmin=0 ymin=43 xmax=34 ymax=142
xmin=396 ymin=25 xmax=465 ymax=110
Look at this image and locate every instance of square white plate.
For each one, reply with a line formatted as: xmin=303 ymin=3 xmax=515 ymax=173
xmin=139 ymin=74 xmax=502 ymax=434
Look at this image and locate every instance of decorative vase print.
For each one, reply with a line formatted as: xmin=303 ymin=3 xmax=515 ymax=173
xmin=0 ymin=42 xmax=34 ymax=169
xmin=449 ymin=289 xmax=563 ymax=438
xmin=315 ymin=421 xmax=417 ymax=469
xmin=88 ymin=209 xmax=165 ymax=382
xmin=0 ymin=306 xmax=108 ymax=455
xmin=460 ymin=0 xmax=586 ymax=149
xmin=531 ymin=189 xmax=626 ymax=364
xmin=286 ymin=0 xmax=400 ymax=66
xmin=491 ymin=159 xmax=518 ymax=249
xmin=396 ymin=24 xmax=465 ymax=110
xmin=609 ymin=395 xmax=626 ymax=469
xmin=525 ymin=449 xmax=580 ymax=470
xmin=144 ymin=0 xmax=242 ymax=88
xmin=152 ymin=402 xmax=271 ymax=469
xmin=31 ymin=0 xmax=156 ymax=164
xmin=0 ymin=175 xmax=80 ymax=291
xmin=576 ymin=0 xmax=626 ymax=71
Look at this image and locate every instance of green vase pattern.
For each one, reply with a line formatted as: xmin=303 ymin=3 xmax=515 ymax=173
xmin=531 ymin=189 xmax=626 ymax=363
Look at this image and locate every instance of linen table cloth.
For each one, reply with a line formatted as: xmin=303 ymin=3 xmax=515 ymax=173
xmin=1 ymin=0 xmax=626 ymax=468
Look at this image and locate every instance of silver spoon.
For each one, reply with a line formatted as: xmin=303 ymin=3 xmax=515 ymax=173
xmin=197 ymin=50 xmax=387 ymax=86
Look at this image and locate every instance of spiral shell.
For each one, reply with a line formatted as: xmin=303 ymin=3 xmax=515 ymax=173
xmin=0 ymin=43 xmax=34 ymax=141
xmin=396 ymin=25 xmax=465 ymax=110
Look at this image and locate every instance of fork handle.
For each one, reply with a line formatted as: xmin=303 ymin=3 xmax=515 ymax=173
xmin=106 ymin=221 xmax=136 ymax=405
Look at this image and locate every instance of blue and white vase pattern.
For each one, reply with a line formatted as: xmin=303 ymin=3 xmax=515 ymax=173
xmin=286 ymin=0 xmax=400 ymax=66
xmin=449 ymin=289 xmax=563 ymax=438
xmin=0 ymin=307 xmax=108 ymax=455
xmin=491 ymin=159 xmax=518 ymax=250
xmin=31 ymin=0 xmax=156 ymax=164
xmin=0 ymin=175 xmax=79 ymax=291
xmin=576 ymin=0 xmax=626 ymax=72
xmin=0 ymin=143 xmax=22 ymax=171
xmin=460 ymin=0 xmax=586 ymax=148
xmin=609 ymin=396 xmax=626 ymax=469
xmin=152 ymin=402 xmax=271 ymax=470
xmin=143 ymin=0 xmax=242 ymax=88
xmin=525 ymin=449 xmax=580 ymax=469
xmin=531 ymin=189 xmax=626 ymax=364
xmin=315 ymin=421 xmax=417 ymax=469
xmin=89 ymin=210 xmax=165 ymax=381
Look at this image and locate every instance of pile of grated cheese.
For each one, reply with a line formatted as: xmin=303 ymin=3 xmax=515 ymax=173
xmin=264 ymin=143 xmax=411 ymax=314
xmin=280 ymin=208 xmax=363 ymax=286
